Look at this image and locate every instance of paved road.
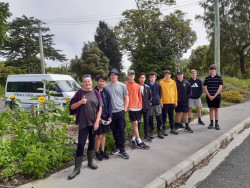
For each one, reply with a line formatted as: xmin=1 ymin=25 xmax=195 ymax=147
xmin=197 ymin=134 xmax=250 ymax=188
xmin=20 ymin=102 xmax=250 ymax=188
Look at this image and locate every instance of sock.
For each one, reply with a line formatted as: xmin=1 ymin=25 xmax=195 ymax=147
xmin=198 ymin=118 xmax=201 ymax=121
xmin=215 ymin=120 xmax=218 ymax=124
xmin=210 ymin=120 xmax=213 ymax=124
xmin=137 ymin=138 xmax=142 ymax=144
xmin=132 ymin=136 xmax=135 ymax=141
xmin=185 ymin=123 xmax=189 ymax=128
xmin=188 ymin=118 xmax=191 ymax=121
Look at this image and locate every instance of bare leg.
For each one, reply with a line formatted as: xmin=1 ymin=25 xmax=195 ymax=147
xmin=95 ymin=135 xmax=102 ymax=152
xmin=100 ymin=134 xmax=105 ymax=151
xmin=175 ymin=112 xmax=182 ymax=123
xmin=197 ymin=107 xmax=201 ymax=118
xmin=209 ymin=108 xmax=214 ymax=120
xmin=214 ymin=108 xmax=219 ymax=120
xmin=188 ymin=107 xmax=192 ymax=118
xmin=133 ymin=121 xmax=140 ymax=139
xmin=183 ymin=112 xmax=189 ymax=123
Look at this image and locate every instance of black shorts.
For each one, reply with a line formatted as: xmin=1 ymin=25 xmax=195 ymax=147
xmin=128 ymin=111 xmax=142 ymax=122
xmin=96 ymin=122 xmax=111 ymax=135
xmin=206 ymin=96 xmax=221 ymax=108
xmin=175 ymin=105 xmax=189 ymax=113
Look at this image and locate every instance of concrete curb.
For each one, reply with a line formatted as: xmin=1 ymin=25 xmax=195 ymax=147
xmin=144 ymin=116 xmax=250 ymax=188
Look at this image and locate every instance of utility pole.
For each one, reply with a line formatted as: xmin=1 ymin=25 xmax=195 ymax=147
xmin=214 ymin=0 xmax=220 ymax=75
xmin=38 ymin=22 xmax=45 ymax=74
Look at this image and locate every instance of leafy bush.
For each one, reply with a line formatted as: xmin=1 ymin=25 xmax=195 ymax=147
xmin=0 ymin=85 xmax=4 ymax=97
xmin=191 ymin=107 xmax=209 ymax=115
xmin=222 ymin=90 xmax=243 ymax=103
xmin=0 ymin=81 xmax=76 ymax=182
xmin=200 ymin=93 xmax=206 ymax=103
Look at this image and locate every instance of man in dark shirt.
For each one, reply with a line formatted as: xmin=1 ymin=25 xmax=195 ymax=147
xmin=188 ymin=69 xmax=205 ymax=125
xmin=203 ymin=64 xmax=223 ymax=130
xmin=175 ymin=71 xmax=193 ymax=133
xmin=147 ymin=72 xmax=164 ymax=139
xmin=138 ymin=73 xmax=152 ymax=142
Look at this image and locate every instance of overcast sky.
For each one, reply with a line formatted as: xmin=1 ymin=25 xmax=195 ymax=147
xmin=2 ymin=0 xmax=209 ymax=71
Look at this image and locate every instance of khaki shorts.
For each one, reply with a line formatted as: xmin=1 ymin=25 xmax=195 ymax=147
xmin=189 ymin=98 xmax=202 ymax=108
xmin=149 ymin=105 xmax=162 ymax=116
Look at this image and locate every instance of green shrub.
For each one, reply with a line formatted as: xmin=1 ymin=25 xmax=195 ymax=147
xmin=223 ymin=77 xmax=250 ymax=89
xmin=200 ymin=93 xmax=206 ymax=103
xmin=0 ymin=85 xmax=4 ymax=97
xmin=222 ymin=90 xmax=243 ymax=103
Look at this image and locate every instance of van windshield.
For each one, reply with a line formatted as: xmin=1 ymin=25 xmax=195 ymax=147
xmin=57 ymin=80 xmax=81 ymax=92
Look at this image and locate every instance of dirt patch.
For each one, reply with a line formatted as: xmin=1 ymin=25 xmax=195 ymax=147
xmin=167 ymin=152 xmax=217 ymax=188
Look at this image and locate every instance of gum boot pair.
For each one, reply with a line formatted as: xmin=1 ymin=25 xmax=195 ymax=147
xmin=68 ymin=150 xmax=98 ymax=180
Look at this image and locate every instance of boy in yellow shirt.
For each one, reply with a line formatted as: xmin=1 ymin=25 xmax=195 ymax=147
xmin=160 ymin=70 xmax=178 ymax=135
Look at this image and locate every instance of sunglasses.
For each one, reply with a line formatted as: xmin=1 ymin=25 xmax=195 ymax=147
xmin=82 ymin=74 xmax=91 ymax=78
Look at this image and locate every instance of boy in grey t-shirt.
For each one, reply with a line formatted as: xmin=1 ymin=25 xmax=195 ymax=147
xmin=104 ymin=68 xmax=129 ymax=159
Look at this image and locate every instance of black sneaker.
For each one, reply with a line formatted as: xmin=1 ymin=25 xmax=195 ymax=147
xmin=208 ymin=123 xmax=213 ymax=129
xmin=95 ymin=152 xmax=103 ymax=161
xmin=198 ymin=120 xmax=205 ymax=125
xmin=119 ymin=151 xmax=129 ymax=159
xmin=101 ymin=151 xmax=109 ymax=159
xmin=184 ymin=126 xmax=193 ymax=133
xmin=170 ymin=128 xmax=179 ymax=135
xmin=215 ymin=123 xmax=220 ymax=130
xmin=137 ymin=142 xmax=150 ymax=150
xmin=131 ymin=140 xmax=137 ymax=149
xmin=110 ymin=148 xmax=119 ymax=155
xmin=179 ymin=122 xmax=185 ymax=128
xmin=143 ymin=137 xmax=152 ymax=142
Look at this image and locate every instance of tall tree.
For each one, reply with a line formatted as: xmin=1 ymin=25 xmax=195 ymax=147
xmin=70 ymin=41 xmax=109 ymax=78
xmin=197 ymin=0 xmax=250 ymax=76
xmin=187 ymin=45 xmax=209 ymax=73
xmin=0 ymin=2 xmax=12 ymax=47
xmin=115 ymin=0 xmax=196 ymax=78
xmin=94 ymin=21 xmax=123 ymax=72
xmin=0 ymin=15 xmax=67 ymax=73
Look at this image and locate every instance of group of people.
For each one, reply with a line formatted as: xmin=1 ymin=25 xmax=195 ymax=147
xmin=68 ymin=64 xmax=223 ymax=179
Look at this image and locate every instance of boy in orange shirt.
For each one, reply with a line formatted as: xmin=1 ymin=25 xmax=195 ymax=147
xmin=126 ymin=70 xmax=150 ymax=150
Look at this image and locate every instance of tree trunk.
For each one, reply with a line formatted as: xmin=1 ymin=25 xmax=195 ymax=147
xmin=239 ymin=54 xmax=246 ymax=77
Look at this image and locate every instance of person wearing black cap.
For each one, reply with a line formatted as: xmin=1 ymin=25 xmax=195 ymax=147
xmin=104 ymin=68 xmax=130 ymax=159
xmin=175 ymin=71 xmax=193 ymax=133
xmin=203 ymin=64 xmax=223 ymax=130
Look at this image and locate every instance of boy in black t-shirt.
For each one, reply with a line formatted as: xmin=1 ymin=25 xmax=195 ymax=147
xmin=188 ymin=69 xmax=205 ymax=125
xmin=203 ymin=64 xmax=223 ymax=130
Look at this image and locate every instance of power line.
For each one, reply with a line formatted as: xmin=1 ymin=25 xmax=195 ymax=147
xmin=41 ymin=0 xmax=204 ymax=26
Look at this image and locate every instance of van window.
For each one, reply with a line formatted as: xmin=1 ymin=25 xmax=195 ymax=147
xmin=57 ymin=80 xmax=80 ymax=92
xmin=7 ymin=82 xmax=44 ymax=93
xmin=46 ymin=83 xmax=63 ymax=97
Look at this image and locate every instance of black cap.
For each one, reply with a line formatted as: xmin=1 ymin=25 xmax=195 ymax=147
xmin=177 ymin=70 xmax=184 ymax=74
xmin=108 ymin=68 xmax=119 ymax=77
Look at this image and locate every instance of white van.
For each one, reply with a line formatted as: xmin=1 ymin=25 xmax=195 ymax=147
xmin=5 ymin=74 xmax=81 ymax=108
